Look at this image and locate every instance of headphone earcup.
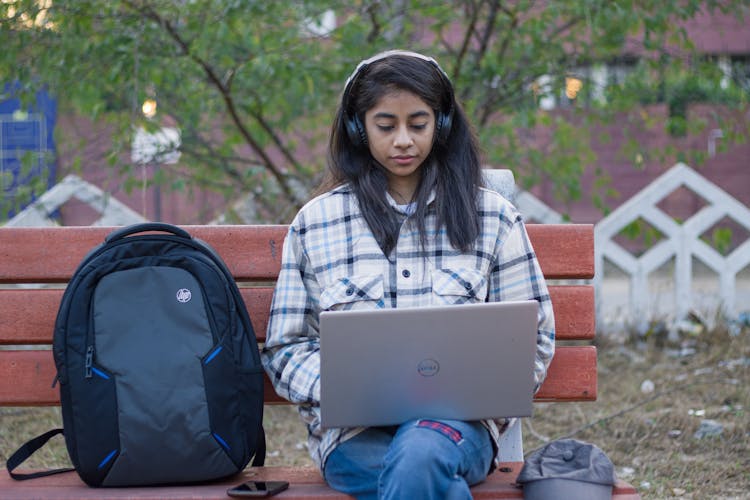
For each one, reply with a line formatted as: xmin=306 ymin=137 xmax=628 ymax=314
xmin=345 ymin=113 xmax=368 ymax=148
xmin=435 ymin=109 xmax=453 ymax=145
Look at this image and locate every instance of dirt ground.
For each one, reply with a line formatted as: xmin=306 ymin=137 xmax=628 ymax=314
xmin=1 ymin=327 xmax=748 ymax=499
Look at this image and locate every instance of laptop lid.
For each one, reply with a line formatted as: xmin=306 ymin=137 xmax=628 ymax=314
xmin=319 ymin=300 xmax=538 ymax=429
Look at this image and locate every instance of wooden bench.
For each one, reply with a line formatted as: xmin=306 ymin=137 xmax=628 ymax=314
xmin=0 ymin=224 xmax=641 ymax=499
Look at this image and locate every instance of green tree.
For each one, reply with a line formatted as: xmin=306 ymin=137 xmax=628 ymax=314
xmin=1 ymin=0 xmax=747 ymax=222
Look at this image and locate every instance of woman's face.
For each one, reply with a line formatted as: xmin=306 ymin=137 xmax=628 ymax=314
xmin=363 ymin=89 xmax=436 ymax=201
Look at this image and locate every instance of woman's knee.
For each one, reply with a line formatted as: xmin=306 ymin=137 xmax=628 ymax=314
xmin=385 ymin=420 xmax=463 ymax=471
xmin=386 ymin=420 xmax=493 ymax=481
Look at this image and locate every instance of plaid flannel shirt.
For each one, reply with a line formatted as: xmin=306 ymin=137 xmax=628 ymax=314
xmin=261 ymin=184 xmax=555 ymax=471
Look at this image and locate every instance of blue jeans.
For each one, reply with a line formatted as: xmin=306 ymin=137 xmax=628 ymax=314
xmin=323 ymin=419 xmax=494 ymax=500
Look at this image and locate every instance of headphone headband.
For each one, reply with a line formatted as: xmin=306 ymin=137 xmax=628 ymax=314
xmin=342 ymin=49 xmax=455 ymax=148
xmin=343 ymin=50 xmax=450 ymax=90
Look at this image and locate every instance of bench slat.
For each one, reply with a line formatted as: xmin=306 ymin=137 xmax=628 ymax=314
xmin=547 ymin=285 xmax=595 ymax=340
xmin=0 ymin=285 xmax=594 ymax=344
xmin=0 ymin=465 xmax=642 ymax=499
xmin=0 ymin=346 xmax=595 ymax=406
xmin=0 ymin=225 xmax=287 ymax=283
xmin=533 ymin=345 xmax=597 ymax=401
xmin=0 ymin=224 xmax=593 ymax=283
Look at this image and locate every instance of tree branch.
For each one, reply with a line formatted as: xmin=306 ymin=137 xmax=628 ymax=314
xmin=452 ymin=0 xmax=481 ymax=83
xmin=122 ymin=0 xmax=303 ymax=208
xmin=365 ymin=3 xmax=382 ymax=44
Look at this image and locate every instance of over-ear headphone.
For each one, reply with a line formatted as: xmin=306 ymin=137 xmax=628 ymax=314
xmin=341 ymin=50 xmax=455 ymax=148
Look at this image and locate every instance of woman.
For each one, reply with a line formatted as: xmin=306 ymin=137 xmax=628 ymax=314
xmin=261 ymin=50 xmax=555 ymax=499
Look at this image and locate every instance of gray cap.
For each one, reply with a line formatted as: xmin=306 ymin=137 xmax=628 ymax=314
xmin=517 ymin=439 xmax=616 ymax=500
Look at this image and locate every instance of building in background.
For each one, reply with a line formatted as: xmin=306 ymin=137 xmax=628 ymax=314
xmin=0 ymin=86 xmax=56 ymax=218
xmin=526 ymin=7 xmax=750 ymax=224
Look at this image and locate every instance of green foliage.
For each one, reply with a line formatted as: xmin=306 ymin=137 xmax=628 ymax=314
xmin=0 ymin=150 xmax=51 ymax=221
xmin=618 ymin=218 xmax=665 ymax=256
xmin=609 ymin=59 xmax=748 ymax=137
xmin=1 ymin=0 xmax=747 ymax=222
xmin=703 ymin=226 xmax=735 ymax=256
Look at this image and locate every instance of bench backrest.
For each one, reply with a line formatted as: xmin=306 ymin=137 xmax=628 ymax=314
xmin=0 ymin=224 xmax=595 ymax=407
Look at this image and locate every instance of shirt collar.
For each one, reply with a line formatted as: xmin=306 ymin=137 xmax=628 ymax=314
xmin=385 ymin=189 xmax=437 ymax=215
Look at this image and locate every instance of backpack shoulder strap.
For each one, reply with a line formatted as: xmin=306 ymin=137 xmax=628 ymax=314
xmin=251 ymin=427 xmax=266 ymax=466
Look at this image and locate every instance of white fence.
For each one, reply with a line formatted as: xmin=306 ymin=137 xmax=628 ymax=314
xmin=5 ymin=174 xmax=145 ymax=227
xmin=515 ymin=163 xmax=750 ymax=333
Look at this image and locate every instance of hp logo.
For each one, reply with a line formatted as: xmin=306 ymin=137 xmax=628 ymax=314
xmin=176 ymin=288 xmax=192 ymax=303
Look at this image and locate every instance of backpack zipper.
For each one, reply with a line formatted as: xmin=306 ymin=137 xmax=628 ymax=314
xmin=85 ymin=345 xmax=94 ymax=378
xmin=84 ymin=301 xmax=96 ymax=378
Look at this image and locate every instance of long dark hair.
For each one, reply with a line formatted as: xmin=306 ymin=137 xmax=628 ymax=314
xmin=326 ymin=52 xmax=483 ymax=255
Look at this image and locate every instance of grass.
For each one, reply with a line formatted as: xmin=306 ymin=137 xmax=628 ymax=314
xmin=523 ymin=327 xmax=749 ymax=499
xmin=1 ymin=327 xmax=747 ymax=498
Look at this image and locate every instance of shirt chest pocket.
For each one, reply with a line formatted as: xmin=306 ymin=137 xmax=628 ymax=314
xmin=431 ymin=268 xmax=488 ymax=305
xmin=320 ymin=274 xmax=386 ymax=311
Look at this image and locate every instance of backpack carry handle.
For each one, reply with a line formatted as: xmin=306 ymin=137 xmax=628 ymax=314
xmin=105 ymin=223 xmax=192 ymax=243
xmin=7 ymin=428 xmax=75 ymax=480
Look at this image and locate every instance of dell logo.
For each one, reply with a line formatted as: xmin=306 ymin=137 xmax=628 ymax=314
xmin=176 ymin=288 xmax=192 ymax=303
xmin=417 ymin=359 xmax=439 ymax=377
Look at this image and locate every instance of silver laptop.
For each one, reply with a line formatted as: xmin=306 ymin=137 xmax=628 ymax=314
xmin=319 ymin=300 xmax=538 ymax=428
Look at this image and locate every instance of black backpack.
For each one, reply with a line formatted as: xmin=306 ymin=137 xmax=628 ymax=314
xmin=7 ymin=223 xmax=265 ymax=486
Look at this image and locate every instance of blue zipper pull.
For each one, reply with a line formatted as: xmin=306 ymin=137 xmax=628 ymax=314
xmin=85 ymin=346 xmax=94 ymax=378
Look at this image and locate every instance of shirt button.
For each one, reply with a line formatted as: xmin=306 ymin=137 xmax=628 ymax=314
xmin=402 ymin=269 xmax=411 ymax=278
xmin=345 ymin=287 xmax=355 ymax=295
xmin=464 ymin=282 xmax=472 ymax=290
